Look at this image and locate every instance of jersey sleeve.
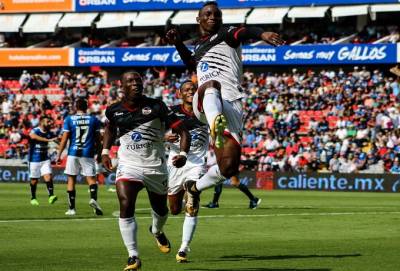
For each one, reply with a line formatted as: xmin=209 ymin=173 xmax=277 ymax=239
xmin=105 ymin=107 xmax=115 ymax=126
xmin=159 ymin=101 xmax=182 ymax=130
xmin=63 ymin=117 xmax=71 ymax=132
xmin=223 ymin=26 xmax=264 ymax=48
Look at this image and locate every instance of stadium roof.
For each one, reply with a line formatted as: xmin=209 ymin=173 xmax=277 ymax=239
xmin=331 ymin=5 xmax=369 ymax=17
xmin=171 ymin=10 xmax=198 ymax=25
xmin=0 ymin=14 xmax=26 ymax=32
xmin=58 ymin=13 xmax=99 ymax=28
xmin=221 ymin=8 xmax=251 ymax=24
xmin=96 ymin=12 xmax=138 ymax=28
xmin=246 ymin=8 xmax=289 ymax=24
xmin=22 ymin=13 xmax=63 ymax=33
xmin=133 ymin=11 xmax=174 ymax=26
xmin=288 ymin=6 xmax=330 ymax=19
xmin=370 ymin=3 xmax=400 ymax=13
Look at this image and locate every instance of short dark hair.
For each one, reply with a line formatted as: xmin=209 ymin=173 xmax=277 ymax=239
xmin=122 ymin=70 xmax=141 ymax=83
xmin=202 ymin=1 xmax=218 ymax=8
xmin=75 ymin=98 xmax=88 ymax=112
xmin=180 ymin=80 xmax=196 ymax=91
xmin=199 ymin=1 xmax=218 ymax=15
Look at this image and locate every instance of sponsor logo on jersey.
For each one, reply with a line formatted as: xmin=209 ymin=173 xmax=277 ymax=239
xmin=142 ymin=107 xmax=152 ymax=115
xmin=199 ymin=70 xmax=221 ymax=83
xmin=199 ymin=62 xmax=209 ymax=72
xmin=131 ymin=132 xmax=143 ymax=142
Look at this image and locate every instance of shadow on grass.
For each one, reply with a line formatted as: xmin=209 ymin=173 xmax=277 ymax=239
xmin=217 ymin=253 xmax=362 ymax=261
xmin=185 ymin=268 xmax=331 ymax=271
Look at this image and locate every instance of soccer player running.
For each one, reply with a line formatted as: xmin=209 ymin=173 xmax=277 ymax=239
xmin=165 ymin=1 xmax=285 ymax=210
xmin=57 ymin=98 xmax=103 ymax=216
xmin=101 ymin=71 xmax=190 ymax=271
xmin=28 ymin=116 xmax=58 ymax=206
xmin=165 ymin=80 xmax=208 ymax=262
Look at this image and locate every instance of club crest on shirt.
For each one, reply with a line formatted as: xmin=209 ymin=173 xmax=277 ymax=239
xmin=142 ymin=107 xmax=152 ymax=115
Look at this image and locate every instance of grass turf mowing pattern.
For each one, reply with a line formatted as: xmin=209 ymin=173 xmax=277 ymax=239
xmin=0 ymin=183 xmax=399 ymax=271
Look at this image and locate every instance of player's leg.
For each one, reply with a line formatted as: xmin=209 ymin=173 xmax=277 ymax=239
xmin=65 ymin=175 xmax=77 ymax=215
xmin=147 ymin=189 xmax=171 ymax=253
xmin=187 ymin=139 xmax=241 ymax=193
xmin=230 ymin=176 xmax=261 ymax=209
xmin=204 ymin=183 xmax=223 ymax=208
xmin=82 ymin=157 xmax=103 ymax=215
xmin=29 ymin=162 xmax=40 ymax=205
xmin=117 ymin=180 xmax=143 ymax=271
xmin=177 ymin=178 xmax=201 ymax=263
xmin=29 ymin=178 xmax=39 ymax=206
xmin=64 ymin=156 xmax=79 ymax=214
xmin=43 ymin=174 xmax=57 ymax=204
xmin=195 ymin=80 xmax=227 ymax=149
xmin=168 ymin=189 xmax=185 ymax=215
xmin=41 ymin=160 xmax=57 ymax=204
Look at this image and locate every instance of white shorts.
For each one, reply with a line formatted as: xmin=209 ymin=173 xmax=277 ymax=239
xmin=193 ymin=93 xmax=243 ymax=144
xmin=64 ymin=156 xmax=96 ymax=177
xmin=29 ymin=160 xmax=52 ymax=179
xmin=167 ymin=163 xmax=206 ymax=195
xmin=116 ymin=163 xmax=168 ymax=195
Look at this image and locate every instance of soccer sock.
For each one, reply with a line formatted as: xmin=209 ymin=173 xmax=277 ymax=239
xmin=67 ymin=190 xmax=76 ymax=210
xmin=238 ymin=183 xmax=256 ymax=201
xmin=203 ymin=88 xmax=223 ymax=129
xmin=30 ymin=183 xmax=37 ymax=199
xmin=179 ymin=214 xmax=198 ymax=253
xmin=46 ymin=181 xmax=54 ymax=196
xmin=212 ymin=183 xmax=223 ymax=204
xmin=151 ymin=210 xmax=168 ymax=234
xmin=89 ymin=184 xmax=98 ymax=201
xmin=195 ymin=164 xmax=225 ymax=192
xmin=119 ymin=217 xmax=139 ymax=257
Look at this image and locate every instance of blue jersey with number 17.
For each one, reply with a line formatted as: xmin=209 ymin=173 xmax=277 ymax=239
xmin=63 ymin=114 xmax=101 ymax=158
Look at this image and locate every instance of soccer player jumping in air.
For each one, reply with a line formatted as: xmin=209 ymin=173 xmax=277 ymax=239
xmin=165 ymin=1 xmax=285 ymax=212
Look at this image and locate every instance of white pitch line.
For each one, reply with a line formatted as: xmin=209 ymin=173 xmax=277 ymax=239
xmin=0 ymin=211 xmax=400 ymax=224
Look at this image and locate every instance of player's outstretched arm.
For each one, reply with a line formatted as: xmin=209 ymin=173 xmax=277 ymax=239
xmin=165 ymin=28 xmax=196 ymax=71
xmin=228 ymin=26 xmax=285 ymax=47
xmin=29 ymin=132 xmax=56 ymax=143
xmin=171 ymin=123 xmax=190 ymax=168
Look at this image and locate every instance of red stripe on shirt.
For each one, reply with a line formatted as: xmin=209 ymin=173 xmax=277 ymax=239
xmin=233 ymin=27 xmax=245 ymax=40
xmin=170 ymin=120 xmax=183 ymax=130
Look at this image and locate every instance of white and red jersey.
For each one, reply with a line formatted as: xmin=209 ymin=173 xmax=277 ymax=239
xmin=105 ymin=97 xmax=182 ymax=169
xmin=194 ymin=26 xmax=244 ymax=102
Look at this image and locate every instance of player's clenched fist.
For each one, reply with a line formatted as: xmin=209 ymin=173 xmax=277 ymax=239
xmin=165 ymin=29 xmax=182 ymax=45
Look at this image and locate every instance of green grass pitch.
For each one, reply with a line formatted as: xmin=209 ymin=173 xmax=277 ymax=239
xmin=0 ymin=183 xmax=399 ymax=271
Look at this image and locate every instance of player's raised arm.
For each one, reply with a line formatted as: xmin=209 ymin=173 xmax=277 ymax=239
xmin=226 ymin=26 xmax=285 ymax=47
xmin=165 ymin=28 xmax=196 ymax=71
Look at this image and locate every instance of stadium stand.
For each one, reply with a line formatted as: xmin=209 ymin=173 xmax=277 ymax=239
xmin=1 ymin=67 xmax=400 ymax=174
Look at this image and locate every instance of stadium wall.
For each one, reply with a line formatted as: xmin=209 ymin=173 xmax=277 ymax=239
xmin=1 ymin=166 xmax=399 ymax=193
xmin=0 ymin=44 xmax=398 ymax=67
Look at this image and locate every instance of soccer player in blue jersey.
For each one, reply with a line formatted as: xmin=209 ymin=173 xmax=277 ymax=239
xmin=57 ymin=98 xmax=103 ymax=216
xmin=28 ymin=116 xmax=58 ymax=206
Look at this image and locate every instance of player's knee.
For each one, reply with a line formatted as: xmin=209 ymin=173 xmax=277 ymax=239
xmin=153 ymin=206 xmax=169 ymax=217
xmin=203 ymin=80 xmax=221 ymax=90
xmin=219 ymin=164 xmax=239 ymax=179
xmin=170 ymin=205 xmax=182 ymax=215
